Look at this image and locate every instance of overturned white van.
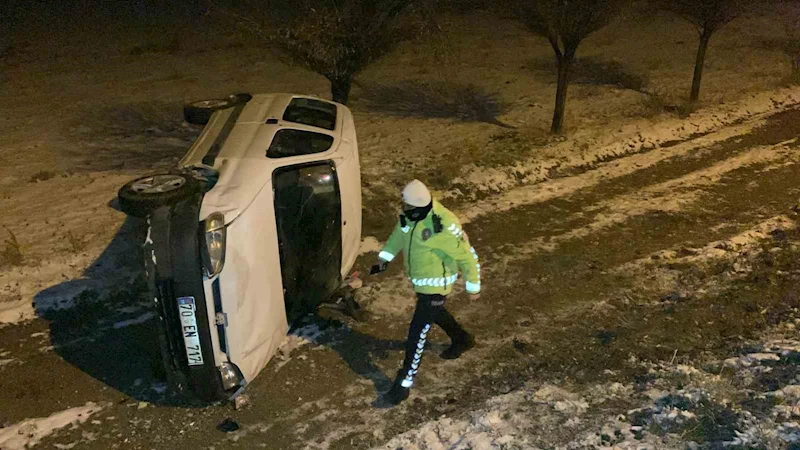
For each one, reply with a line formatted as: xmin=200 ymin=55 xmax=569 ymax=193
xmin=117 ymin=93 xmax=362 ymax=402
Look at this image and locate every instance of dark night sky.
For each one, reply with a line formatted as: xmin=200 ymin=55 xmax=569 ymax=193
xmin=3 ymin=0 xmax=208 ymax=32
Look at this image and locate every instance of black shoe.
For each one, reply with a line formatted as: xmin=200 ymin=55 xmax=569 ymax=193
xmin=384 ymin=382 xmax=410 ymax=406
xmin=440 ymin=334 xmax=475 ymax=360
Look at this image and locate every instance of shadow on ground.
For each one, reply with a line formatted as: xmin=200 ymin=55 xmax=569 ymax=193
xmin=530 ymin=56 xmax=649 ymax=93
xmin=355 ymin=80 xmax=512 ymax=128
xmin=32 ymin=211 xmax=197 ymax=406
xmin=297 ymin=311 xmax=455 ymax=408
xmin=297 ymin=315 xmax=406 ymax=396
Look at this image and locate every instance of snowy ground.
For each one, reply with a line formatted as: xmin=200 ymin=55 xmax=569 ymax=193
xmin=374 ymin=234 xmax=800 ymax=450
xmin=0 ymin=402 xmax=108 ymax=450
xmin=1 ymin=2 xmax=800 ymax=449
xmin=376 ymin=332 xmax=800 ymax=450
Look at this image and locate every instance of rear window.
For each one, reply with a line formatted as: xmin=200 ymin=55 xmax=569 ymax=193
xmin=266 ymin=129 xmax=334 ymax=159
xmin=282 ymin=98 xmax=337 ymax=131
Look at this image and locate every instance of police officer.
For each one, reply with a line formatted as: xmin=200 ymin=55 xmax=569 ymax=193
xmin=372 ymin=180 xmax=481 ymax=405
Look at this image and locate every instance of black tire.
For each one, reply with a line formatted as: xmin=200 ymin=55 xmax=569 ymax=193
xmin=118 ymin=173 xmax=200 ymax=218
xmin=183 ymin=98 xmax=235 ymax=125
xmin=183 ymin=93 xmax=251 ymax=125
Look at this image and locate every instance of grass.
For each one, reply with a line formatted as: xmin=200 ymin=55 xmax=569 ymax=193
xmin=681 ymin=399 xmax=741 ymax=445
xmin=1 ymin=226 xmax=23 ymax=267
xmin=632 ymin=396 xmax=743 ymax=445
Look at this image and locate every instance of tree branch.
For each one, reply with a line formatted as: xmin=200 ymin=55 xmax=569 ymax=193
xmin=548 ymin=34 xmax=563 ymax=62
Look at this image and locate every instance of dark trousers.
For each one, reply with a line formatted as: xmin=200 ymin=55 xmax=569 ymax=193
xmin=397 ymin=293 xmax=468 ymax=388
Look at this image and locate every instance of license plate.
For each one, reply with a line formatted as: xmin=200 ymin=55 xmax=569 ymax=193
xmin=177 ymin=297 xmax=204 ymax=366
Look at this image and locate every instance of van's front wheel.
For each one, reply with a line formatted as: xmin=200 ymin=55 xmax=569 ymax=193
xmin=118 ymin=173 xmax=200 ymax=218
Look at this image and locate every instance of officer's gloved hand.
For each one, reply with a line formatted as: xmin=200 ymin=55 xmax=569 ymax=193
xmin=370 ymin=260 xmax=389 ymax=275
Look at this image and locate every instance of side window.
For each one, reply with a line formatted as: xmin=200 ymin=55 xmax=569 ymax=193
xmin=282 ymin=98 xmax=337 ymax=131
xmin=266 ymin=129 xmax=334 ymax=159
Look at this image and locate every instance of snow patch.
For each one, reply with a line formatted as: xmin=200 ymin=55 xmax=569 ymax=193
xmin=503 ymin=143 xmax=797 ymax=261
xmin=359 ymin=236 xmax=383 ymax=255
xmin=374 ymin=333 xmax=800 ymax=450
xmin=0 ymin=402 xmax=107 ymax=450
xmin=454 ymin=87 xmax=800 ymax=203
xmin=0 ymin=255 xmax=138 ymax=325
xmin=275 ymin=323 xmax=328 ymax=370
xmin=724 ymin=352 xmax=782 ymax=369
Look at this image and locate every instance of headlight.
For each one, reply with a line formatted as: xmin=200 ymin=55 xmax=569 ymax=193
xmin=218 ymin=362 xmax=241 ymax=390
xmin=204 ymin=212 xmax=226 ymax=277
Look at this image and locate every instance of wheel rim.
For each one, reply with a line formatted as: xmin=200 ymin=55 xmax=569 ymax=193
xmin=192 ymin=99 xmax=229 ymax=109
xmin=131 ymin=175 xmax=186 ymax=194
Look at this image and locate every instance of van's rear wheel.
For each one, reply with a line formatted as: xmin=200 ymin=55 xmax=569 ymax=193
xmin=183 ymin=93 xmax=251 ymax=125
xmin=118 ymin=173 xmax=200 ymax=218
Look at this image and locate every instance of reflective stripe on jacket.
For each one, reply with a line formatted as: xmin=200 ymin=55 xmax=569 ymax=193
xmin=378 ymin=200 xmax=481 ymax=295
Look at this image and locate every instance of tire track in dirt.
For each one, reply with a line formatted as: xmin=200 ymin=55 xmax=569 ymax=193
xmin=459 ymin=114 xmax=775 ymax=224
xmin=499 ymin=139 xmax=797 ymax=259
xmin=449 ymin=88 xmax=800 ymax=199
xmin=463 ymin=108 xmax=800 ymax=254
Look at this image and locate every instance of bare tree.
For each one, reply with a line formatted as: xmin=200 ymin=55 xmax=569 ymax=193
xmin=510 ymin=0 xmax=625 ymax=134
xmin=776 ymin=0 xmax=800 ymax=83
xmin=661 ymin=0 xmax=747 ymax=104
xmin=220 ymin=0 xmax=418 ymax=104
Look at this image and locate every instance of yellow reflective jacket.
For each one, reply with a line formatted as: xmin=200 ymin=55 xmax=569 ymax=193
xmin=378 ymin=201 xmax=481 ymax=295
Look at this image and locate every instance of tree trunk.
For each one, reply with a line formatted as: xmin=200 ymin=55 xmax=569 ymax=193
xmin=330 ymin=76 xmax=352 ymax=105
xmin=792 ymin=53 xmax=800 ymax=84
xmin=551 ymin=56 xmax=573 ymax=135
xmin=690 ymin=30 xmax=713 ymax=104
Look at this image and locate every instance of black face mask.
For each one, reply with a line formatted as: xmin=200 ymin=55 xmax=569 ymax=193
xmin=404 ymin=202 xmax=432 ymax=222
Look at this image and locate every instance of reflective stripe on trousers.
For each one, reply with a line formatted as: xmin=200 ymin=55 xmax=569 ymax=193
xmin=401 ymin=324 xmax=430 ymax=387
xmin=398 ymin=294 xmax=468 ymax=389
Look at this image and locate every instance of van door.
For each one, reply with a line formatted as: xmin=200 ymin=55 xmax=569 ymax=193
xmin=273 ymin=162 xmax=343 ymax=324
